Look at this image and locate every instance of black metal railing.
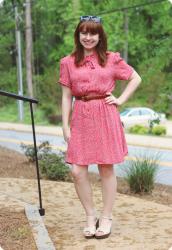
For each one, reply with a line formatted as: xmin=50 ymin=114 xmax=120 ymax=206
xmin=0 ymin=90 xmax=45 ymax=216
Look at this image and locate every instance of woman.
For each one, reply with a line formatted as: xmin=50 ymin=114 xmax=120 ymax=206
xmin=58 ymin=15 xmax=141 ymax=239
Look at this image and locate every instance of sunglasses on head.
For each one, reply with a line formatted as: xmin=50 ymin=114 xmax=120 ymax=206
xmin=80 ymin=15 xmax=102 ymax=23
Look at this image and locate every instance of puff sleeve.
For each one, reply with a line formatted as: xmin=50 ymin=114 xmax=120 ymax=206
xmin=113 ymin=52 xmax=134 ymax=81
xmin=58 ymin=57 xmax=71 ymax=88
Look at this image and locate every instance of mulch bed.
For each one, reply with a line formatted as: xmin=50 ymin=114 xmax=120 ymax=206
xmin=0 ymin=209 xmax=37 ymax=250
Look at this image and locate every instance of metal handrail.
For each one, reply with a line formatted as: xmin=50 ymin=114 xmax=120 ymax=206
xmin=0 ymin=90 xmax=38 ymax=103
xmin=0 ymin=90 xmax=45 ymax=216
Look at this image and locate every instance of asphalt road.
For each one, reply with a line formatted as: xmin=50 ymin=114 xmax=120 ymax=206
xmin=0 ymin=129 xmax=172 ymax=186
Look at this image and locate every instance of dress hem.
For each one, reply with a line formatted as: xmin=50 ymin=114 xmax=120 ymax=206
xmin=65 ymin=151 xmax=128 ymax=165
xmin=65 ymin=160 xmax=126 ymax=165
xmin=65 ymin=154 xmax=128 ymax=166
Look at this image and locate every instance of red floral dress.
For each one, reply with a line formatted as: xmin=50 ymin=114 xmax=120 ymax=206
xmin=58 ymin=51 xmax=133 ymax=165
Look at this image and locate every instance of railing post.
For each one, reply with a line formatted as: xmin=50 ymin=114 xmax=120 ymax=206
xmin=0 ymin=90 xmax=45 ymax=216
xmin=29 ymin=102 xmax=45 ymax=216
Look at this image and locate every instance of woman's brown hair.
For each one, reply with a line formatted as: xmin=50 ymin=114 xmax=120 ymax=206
xmin=72 ymin=21 xmax=108 ymax=67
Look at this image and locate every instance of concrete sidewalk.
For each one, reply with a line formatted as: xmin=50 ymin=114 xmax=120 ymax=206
xmin=0 ymin=122 xmax=171 ymax=150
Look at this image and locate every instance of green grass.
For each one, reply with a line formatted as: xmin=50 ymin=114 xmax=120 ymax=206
xmin=123 ymin=153 xmax=160 ymax=193
xmin=0 ymin=103 xmax=51 ymax=125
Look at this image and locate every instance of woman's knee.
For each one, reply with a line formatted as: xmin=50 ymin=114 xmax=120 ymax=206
xmin=98 ymin=164 xmax=114 ymax=178
xmin=71 ymin=164 xmax=88 ymax=181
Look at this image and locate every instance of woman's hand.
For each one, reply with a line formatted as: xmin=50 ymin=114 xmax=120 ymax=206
xmin=62 ymin=126 xmax=71 ymax=143
xmin=104 ymin=92 xmax=122 ymax=106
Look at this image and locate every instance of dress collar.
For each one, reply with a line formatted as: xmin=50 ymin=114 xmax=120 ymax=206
xmin=81 ymin=51 xmax=97 ymax=69
xmin=84 ymin=51 xmax=97 ymax=60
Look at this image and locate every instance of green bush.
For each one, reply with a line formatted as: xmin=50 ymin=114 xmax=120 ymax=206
xmin=123 ymin=154 xmax=160 ymax=193
xmin=129 ymin=125 xmax=149 ymax=135
xmin=39 ymin=152 xmax=70 ymax=181
xmin=20 ymin=141 xmax=51 ymax=162
xmin=21 ymin=141 xmax=70 ymax=181
xmin=151 ymin=125 xmax=166 ymax=136
xmin=41 ymin=103 xmax=56 ymax=117
xmin=148 ymin=118 xmax=160 ymax=133
xmin=129 ymin=124 xmax=167 ymax=136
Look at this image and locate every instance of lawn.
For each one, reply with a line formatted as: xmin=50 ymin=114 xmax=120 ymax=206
xmin=0 ymin=103 xmax=51 ymax=125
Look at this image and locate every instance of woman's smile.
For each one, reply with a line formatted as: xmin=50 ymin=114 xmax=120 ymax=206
xmin=83 ymin=41 xmax=95 ymax=46
xmin=80 ymin=32 xmax=99 ymax=49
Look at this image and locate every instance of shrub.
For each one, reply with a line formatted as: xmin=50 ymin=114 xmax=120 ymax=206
xmin=148 ymin=117 xmax=160 ymax=133
xmin=129 ymin=124 xmax=167 ymax=136
xmin=123 ymin=154 xmax=160 ymax=193
xmin=41 ymin=103 xmax=56 ymax=118
xmin=152 ymin=125 xmax=166 ymax=136
xmin=129 ymin=125 xmax=149 ymax=135
xmin=20 ymin=141 xmax=51 ymax=162
xmin=21 ymin=141 xmax=71 ymax=181
xmin=47 ymin=114 xmax=62 ymax=125
xmin=39 ymin=151 xmax=70 ymax=181
xmin=40 ymin=103 xmax=62 ymax=125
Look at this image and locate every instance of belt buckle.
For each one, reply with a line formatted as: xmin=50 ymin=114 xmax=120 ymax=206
xmin=81 ymin=96 xmax=87 ymax=101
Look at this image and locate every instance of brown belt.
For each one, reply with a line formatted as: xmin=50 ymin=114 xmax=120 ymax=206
xmin=75 ymin=94 xmax=109 ymax=102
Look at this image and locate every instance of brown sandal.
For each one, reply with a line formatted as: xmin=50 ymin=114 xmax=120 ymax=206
xmin=95 ymin=215 xmax=112 ymax=239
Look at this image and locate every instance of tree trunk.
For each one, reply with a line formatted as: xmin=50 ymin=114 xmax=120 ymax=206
xmin=121 ymin=9 xmax=129 ymax=92
xmin=25 ymin=0 xmax=33 ymax=97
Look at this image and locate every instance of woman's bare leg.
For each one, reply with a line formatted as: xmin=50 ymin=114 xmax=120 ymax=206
xmin=98 ymin=164 xmax=117 ymax=215
xmin=96 ymin=164 xmax=117 ymax=236
xmin=71 ymin=164 xmax=95 ymax=217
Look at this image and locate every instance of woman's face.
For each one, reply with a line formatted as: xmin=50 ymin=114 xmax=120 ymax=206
xmin=79 ymin=31 xmax=99 ymax=50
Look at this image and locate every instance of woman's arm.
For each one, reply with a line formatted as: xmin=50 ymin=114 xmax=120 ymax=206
xmin=61 ymin=85 xmax=73 ymax=142
xmin=105 ymin=70 xmax=142 ymax=106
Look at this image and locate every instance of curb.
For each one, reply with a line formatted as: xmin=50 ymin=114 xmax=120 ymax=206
xmin=126 ymin=141 xmax=172 ymax=151
xmin=25 ymin=204 xmax=56 ymax=250
xmin=0 ymin=122 xmax=172 ymax=151
xmin=0 ymin=123 xmax=62 ymax=136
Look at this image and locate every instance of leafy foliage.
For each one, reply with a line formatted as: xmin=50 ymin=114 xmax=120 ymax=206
xmin=39 ymin=151 xmax=70 ymax=181
xmin=129 ymin=124 xmax=166 ymax=136
xmin=129 ymin=124 xmax=149 ymax=135
xmin=152 ymin=125 xmax=166 ymax=136
xmin=20 ymin=140 xmax=70 ymax=181
xmin=20 ymin=141 xmax=51 ymax=162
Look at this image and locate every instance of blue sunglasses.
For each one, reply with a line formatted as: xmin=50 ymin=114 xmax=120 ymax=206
xmin=80 ymin=15 xmax=102 ymax=23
